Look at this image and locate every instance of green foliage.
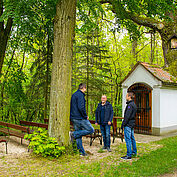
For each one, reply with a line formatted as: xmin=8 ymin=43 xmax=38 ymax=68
xmin=1 ymin=0 xmax=54 ymax=122
xmin=4 ymin=60 xmax=27 ymax=103
xmin=0 ymin=56 xmax=28 ymax=123
xmin=24 ymin=128 xmax=65 ymax=158
xmin=77 ymin=0 xmax=105 ymax=33
xmin=109 ymin=0 xmax=176 ymax=40
xmin=0 ymin=0 xmax=166 ymax=124
xmin=113 ymin=104 xmax=122 ymax=117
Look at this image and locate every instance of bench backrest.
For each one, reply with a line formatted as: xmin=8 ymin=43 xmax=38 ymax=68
xmin=0 ymin=121 xmax=29 ymax=133
xmin=20 ymin=120 xmax=48 ymax=130
xmin=0 ymin=121 xmax=7 ymax=127
xmin=112 ymin=117 xmax=124 ymax=129
xmin=44 ymin=119 xmax=49 ymax=124
xmin=46 ymin=119 xmax=96 ymax=125
xmin=41 ymin=118 xmax=124 ymax=129
xmin=89 ymin=120 xmax=95 ymax=124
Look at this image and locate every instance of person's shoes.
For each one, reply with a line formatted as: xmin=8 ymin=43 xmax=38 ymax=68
xmin=107 ymin=147 xmax=112 ymax=152
xmin=80 ymin=153 xmax=88 ymax=157
xmin=69 ymin=131 xmax=74 ymax=143
xmin=121 ymin=156 xmax=131 ymax=160
xmin=131 ymin=153 xmax=137 ymax=158
xmin=101 ymin=147 xmax=107 ymax=151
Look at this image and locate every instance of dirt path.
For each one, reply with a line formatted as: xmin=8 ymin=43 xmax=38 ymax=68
xmin=0 ymin=132 xmax=177 ymax=177
xmin=0 ymin=136 xmax=28 ymax=156
xmin=1 ymin=132 xmax=177 ymax=156
xmin=159 ymin=170 xmax=177 ymax=177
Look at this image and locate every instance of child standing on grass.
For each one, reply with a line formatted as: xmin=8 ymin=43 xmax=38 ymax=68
xmin=121 ymin=91 xmax=137 ymax=160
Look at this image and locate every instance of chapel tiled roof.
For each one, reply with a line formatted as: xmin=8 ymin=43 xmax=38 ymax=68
xmin=140 ymin=62 xmax=176 ymax=83
xmin=121 ymin=61 xmax=177 ymax=85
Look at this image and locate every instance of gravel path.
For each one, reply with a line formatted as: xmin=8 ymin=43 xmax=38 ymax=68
xmin=0 ymin=132 xmax=177 ymax=177
xmin=0 ymin=136 xmax=28 ymax=156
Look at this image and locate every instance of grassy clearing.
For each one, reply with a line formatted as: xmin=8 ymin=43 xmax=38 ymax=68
xmin=0 ymin=136 xmax=176 ymax=177
xmin=104 ymin=136 xmax=177 ymax=177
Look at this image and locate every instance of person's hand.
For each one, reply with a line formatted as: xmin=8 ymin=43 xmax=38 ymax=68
xmin=108 ymin=121 xmax=111 ymax=125
xmin=95 ymin=123 xmax=98 ymax=126
xmin=87 ymin=117 xmax=89 ymax=120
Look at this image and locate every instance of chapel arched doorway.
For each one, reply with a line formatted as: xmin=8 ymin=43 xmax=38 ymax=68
xmin=128 ymin=83 xmax=152 ymax=134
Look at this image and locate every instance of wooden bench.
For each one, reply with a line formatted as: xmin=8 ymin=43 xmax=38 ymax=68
xmin=45 ymin=117 xmax=124 ymax=144
xmin=0 ymin=139 xmax=8 ymax=154
xmin=44 ymin=119 xmax=49 ymax=124
xmin=20 ymin=120 xmax=48 ymax=133
xmin=112 ymin=117 xmax=124 ymax=143
xmin=0 ymin=121 xmax=30 ymax=145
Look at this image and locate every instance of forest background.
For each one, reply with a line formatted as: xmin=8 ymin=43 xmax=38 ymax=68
xmin=0 ymin=0 xmax=175 ymax=126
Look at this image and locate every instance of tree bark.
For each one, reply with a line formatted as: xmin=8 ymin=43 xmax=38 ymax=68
xmin=44 ymin=30 xmax=50 ymax=120
xmin=48 ymin=0 xmax=76 ymax=146
xmin=160 ymin=19 xmax=177 ymax=70
xmin=0 ymin=0 xmax=13 ymax=76
xmin=86 ymin=36 xmax=89 ymax=114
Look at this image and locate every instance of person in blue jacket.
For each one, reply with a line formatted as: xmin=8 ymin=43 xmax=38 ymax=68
xmin=70 ymin=83 xmax=94 ymax=156
xmin=95 ymin=95 xmax=113 ymax=152
xmin=121 ymin=91 xmax=137 ymax=160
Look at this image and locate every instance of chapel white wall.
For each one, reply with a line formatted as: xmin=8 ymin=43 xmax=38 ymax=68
xmin=160 ymin=88 xmax=177 ymax=128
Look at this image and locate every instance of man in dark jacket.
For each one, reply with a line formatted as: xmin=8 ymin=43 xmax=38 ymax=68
xmin=121 ymin=91 xmax=137 ymax=160
xmin=70 ymin=83 xmax=94 ymax=156
xmin=95 ymin=95 xmax=113 ymax=152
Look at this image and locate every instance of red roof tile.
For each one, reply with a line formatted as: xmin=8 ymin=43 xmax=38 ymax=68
xmin=140 ymin=62 xmax=176 ymax=83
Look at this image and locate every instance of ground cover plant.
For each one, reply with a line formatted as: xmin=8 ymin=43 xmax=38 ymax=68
xmin=24 ymin=128 xmax=65 ymax=158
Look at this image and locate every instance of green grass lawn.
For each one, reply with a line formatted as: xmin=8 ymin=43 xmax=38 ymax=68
xmin=104 ymin=136 xmax=177 ymax=177
xmin=0 ymin=136 xmax=176 ymax=177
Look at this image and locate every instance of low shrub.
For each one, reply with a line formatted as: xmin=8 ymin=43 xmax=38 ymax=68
xmin=24 ymin=128 xmax=65 ymax=158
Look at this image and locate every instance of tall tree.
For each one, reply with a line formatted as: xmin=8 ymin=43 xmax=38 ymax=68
xmin=0 ymin=0 xmax=57 ymax=76
xmin=48 ymin=0 xmax=76 ymax=146
xmin=100 ymin=0 xmax=177 ymax=74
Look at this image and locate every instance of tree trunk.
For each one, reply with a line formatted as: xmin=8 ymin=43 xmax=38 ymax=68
xmin=132 ymin=40 xmax=137 ymax=59
xmin=48 ymin=0 xmax=76 ymax=146
xmin=86 ymin=36 xmax=89 ymax=114
xmin=0 ymin=0 xmax=13 ymax=76
xmin=44 ymin=30 xmax=50 ymax=120
xmin=159 ymin=22 xmax=177 ymax=73
xmin=0 ymin=33 xmax=7 ymax=75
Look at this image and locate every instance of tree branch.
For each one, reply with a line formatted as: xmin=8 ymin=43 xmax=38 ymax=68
xmin=128 ymin=13 xmax=164 ymax=32
xmin=135 ymin=42 xmax=150 ymax=55
xmin=99 ymin=0 xmax=111 ymax=4
xmin=99 ymin=0 xmax=164 ymax=33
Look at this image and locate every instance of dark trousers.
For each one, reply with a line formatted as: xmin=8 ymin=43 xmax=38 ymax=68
xmin=100 ymin=124 xmax=111 ymax=148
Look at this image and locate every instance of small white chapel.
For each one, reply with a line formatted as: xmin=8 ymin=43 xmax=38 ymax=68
xmin=121 ymin=61 xmax=177 ymax=135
